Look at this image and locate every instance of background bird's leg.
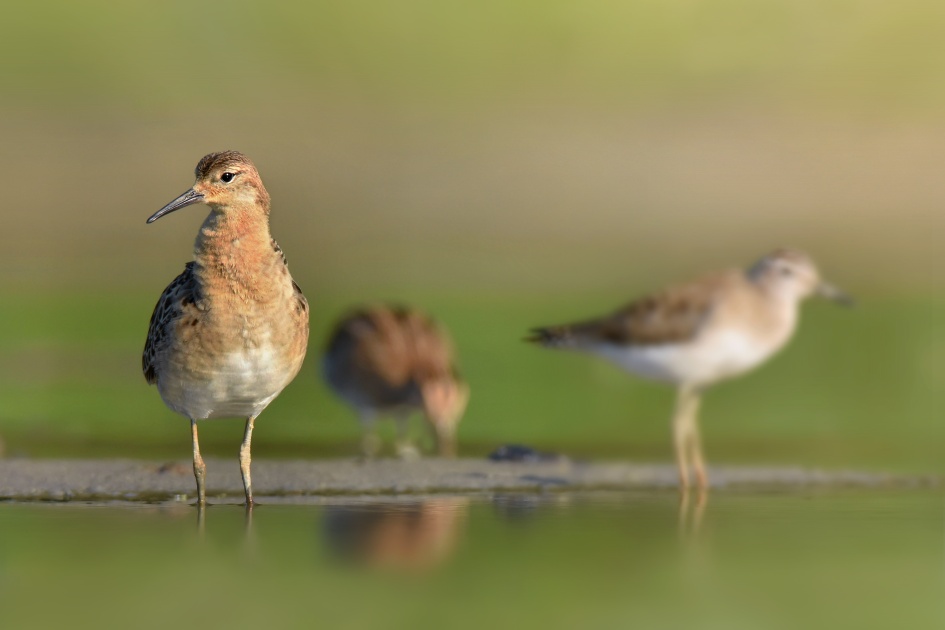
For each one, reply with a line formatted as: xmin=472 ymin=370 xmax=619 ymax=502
xmin=359 ymin=411 xmax=380 ymax=459
xmin=686 ymin=392 xmax=708 ymax=489
xmin=672 ymin=386 xmax=701 ymax=490
xmin=432 ymin=421 xmax=457 ymax=458
xmin=239 ymin=415 xmax=256 ymax=507
xmin=395 ymin=413 xmax=420 ymax=460
xmin=191 ymin=419 xmax=207 ymax=506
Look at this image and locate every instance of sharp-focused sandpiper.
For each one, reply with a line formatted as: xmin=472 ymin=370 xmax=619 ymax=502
xmin=527 ymin=249 xmax=851 ymax=489
xmin=323 ymin=305 xmax=469 ymax=458
xmin=143 ymin=151 xmax=310 ymax=507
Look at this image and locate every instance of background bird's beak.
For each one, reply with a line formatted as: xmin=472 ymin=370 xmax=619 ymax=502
xmin=146 ymin=188 xmax=205 ymax=224
xmin=817 ymin=282 xmax=855 ymax=307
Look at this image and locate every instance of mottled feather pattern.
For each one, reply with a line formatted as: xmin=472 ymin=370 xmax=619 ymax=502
xmin=324 ymin=305 xmax=458 ymax=410
xmin=142 ymin=262 xmax=200 ymax=384
xmin=272 ymin=237 xmax=308 ymax=316
xmin=528 ymin=275 xmax=725 ymax=349
xmin=195 ymin=150 xmax=255 ymax=180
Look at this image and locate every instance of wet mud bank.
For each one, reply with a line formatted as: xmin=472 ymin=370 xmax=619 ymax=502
xmin=0 ymin=458 xmax=937 ymax=503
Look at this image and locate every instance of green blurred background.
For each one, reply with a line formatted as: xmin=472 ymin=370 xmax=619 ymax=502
xmin=0 ymin=0 xmax=941 ymax=471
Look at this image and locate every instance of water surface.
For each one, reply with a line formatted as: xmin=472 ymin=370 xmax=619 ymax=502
xmin=1 ymin=490 xmax=941 ymax=629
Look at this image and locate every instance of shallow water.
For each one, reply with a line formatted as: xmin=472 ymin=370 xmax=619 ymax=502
xmin=1 ymin=490 xmax=942 ymax=629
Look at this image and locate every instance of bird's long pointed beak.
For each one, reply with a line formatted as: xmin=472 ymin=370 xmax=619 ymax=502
xmin=817 ymin=282 xmax=854 ymax=307
xmin=146 ymin=188 xmax=205 ymax=224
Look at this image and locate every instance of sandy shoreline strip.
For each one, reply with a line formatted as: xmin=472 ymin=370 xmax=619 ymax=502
xmin=0 ymin=458 xmax=937 ymax=502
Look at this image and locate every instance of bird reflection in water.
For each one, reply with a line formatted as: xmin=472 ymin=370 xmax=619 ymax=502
xmin=191 ymin=501 xmax=256 ymax=546
xmin=679 ymin=488 xmax=708 ymax=540
xmin=323 ymin=498 xmax=469 ymax=572
xmin=491 ymin=492 xmax=573 ymax=524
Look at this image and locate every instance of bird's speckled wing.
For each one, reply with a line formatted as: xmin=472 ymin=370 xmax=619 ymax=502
xmin=396 ymin=308 xmax=456 ymax=381
xmin=528 ymin=273 xmax=731 ymax=348
xmin=272 ymin=238 xmax=309 ymax=318
xmin=142 ymin=262 xmax=199 ymax=384
xmin=323 ymin=306 xmax=455 ymax=408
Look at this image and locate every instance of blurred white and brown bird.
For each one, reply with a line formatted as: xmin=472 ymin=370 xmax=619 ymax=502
xmin=323 ymin=305 xmax=469 ymax=458
xmin=143 ymin=151 xmax=310 ymax=507
xmin=527 ymin=249 xmax=851 ymax=490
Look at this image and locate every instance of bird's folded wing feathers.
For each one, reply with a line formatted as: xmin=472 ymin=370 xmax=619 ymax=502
xmin=142 ymin=263 xmax=198 ymax=384
xmin=528 ymin=274 xmax=726 ymax=348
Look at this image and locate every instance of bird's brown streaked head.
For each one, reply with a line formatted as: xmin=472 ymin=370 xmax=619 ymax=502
xmin=748 ymin=248 xmax=853 ymax=306
xmin=421 ymin=376 xmax=469 ymax=458
xmin=147 ymin=151 xmax=270 ymax=224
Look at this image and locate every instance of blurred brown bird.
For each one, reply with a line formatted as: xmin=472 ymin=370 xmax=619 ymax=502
xmin=324 ymin=498 xmax=469 ymax=572
xmin=143 ymin=151 xmax=310 ymax=507
xmin=323 ymin=305 xmax=469 ymax=458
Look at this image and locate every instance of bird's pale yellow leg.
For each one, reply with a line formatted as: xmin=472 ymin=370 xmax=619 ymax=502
xmin=394 ymin=414 xmax=420 ymax=461
xmin=359 ymin=412 xmax=381 ymax=459
xmin=239 ymin=416 xmax=256 ymax=507
xmin=686 ymin=393 xmax=708 ymax=490
xmin=672 ymin=387 xmax=693 ymax=489
xmin=433 ymin=423 xmax=457 ymax=458
xmin=191 ymin=419 xmax=207 ymax=506
xmin=673 ymin=387 xmax=707 ymax=490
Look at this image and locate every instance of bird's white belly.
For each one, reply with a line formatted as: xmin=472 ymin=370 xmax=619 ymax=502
xmin=594 ymin=328 xmax=787 ymax=387
xmin=159 ymin=344 xmax=289 ymax=420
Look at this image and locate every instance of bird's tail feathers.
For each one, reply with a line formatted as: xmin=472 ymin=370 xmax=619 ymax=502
xmin=524 ymin=325 xmax=577 ymax=347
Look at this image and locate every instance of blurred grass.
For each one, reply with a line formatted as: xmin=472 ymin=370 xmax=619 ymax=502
xmin=0 ymin=0 xmax=942 ymax=471
xmin=4 ymin=1 xmax=945 ymax=112
xmin=0 ymin=288 xmax=940 ymax=472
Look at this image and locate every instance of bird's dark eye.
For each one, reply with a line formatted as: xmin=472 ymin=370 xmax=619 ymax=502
xmin=780 ymin=266 xmax=793 ymax=276
xmin=220 ymin=172 xmax=235 ymax=183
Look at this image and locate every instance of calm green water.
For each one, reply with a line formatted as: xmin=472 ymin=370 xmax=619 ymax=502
xmin=1 ymin=491 xmax=942 ymax=629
